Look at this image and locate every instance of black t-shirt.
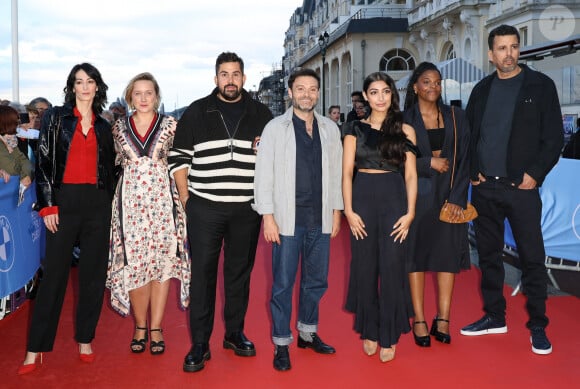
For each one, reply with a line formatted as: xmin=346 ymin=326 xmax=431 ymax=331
xmin=478 ymin=71 xmax=524 ymax=177
xmin=216 ymin=98 xmax=244 ymax=137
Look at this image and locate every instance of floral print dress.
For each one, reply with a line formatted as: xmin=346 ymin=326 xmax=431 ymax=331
xmin=106 ymin=114 xmax=190 ymax=316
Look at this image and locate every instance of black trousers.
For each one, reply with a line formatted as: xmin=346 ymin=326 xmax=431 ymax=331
xmin=472 ymin=179 xmax=549 ymax=329
xmin=185 ymin=195 xmax=261 ymax=343
xmin=27 ymin=184 xmax=112 ymax=352
xmin=345 ymin=172 xmax=413 ymax=347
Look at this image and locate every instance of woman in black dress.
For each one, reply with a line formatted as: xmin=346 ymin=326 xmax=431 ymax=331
xmin=403 ymin=62 xmax=471 ymax=347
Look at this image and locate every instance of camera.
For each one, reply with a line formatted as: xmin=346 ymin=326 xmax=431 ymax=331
xmin=19 ymin=112 xmax=30 ymax=124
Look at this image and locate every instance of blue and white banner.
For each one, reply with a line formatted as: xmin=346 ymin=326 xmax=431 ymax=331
xmin=504 ymin=158 xmax=580 ymax=262
xmin=0 ymin=178 xmax=44 ymax=298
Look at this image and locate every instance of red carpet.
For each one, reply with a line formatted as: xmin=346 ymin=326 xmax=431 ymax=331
xmin=2 ymin=218 xmax=579 ymax=388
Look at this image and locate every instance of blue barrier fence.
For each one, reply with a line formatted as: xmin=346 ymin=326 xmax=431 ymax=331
xmin=0 ymin=178 xmax=44 ymax=298
xmin=503 ymin=158 xmax=580 ymax=263
xmin=1 ymin=158 xmax=579 ymax=298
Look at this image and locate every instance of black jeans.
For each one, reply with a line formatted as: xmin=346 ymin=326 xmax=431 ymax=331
xmin=185 ymin=194 xmax=261 ymax=343
xmin=27 ymin=184 xmax=111 ymax=351
xmin=472 ymin=178 xmax=549 ymax=329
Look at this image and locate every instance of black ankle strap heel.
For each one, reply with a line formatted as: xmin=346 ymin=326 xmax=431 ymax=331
xmin=430 ymin=317 xmax=451 ymax=344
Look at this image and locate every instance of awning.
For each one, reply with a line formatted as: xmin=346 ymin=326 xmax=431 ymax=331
xmin=438 ymin=57 xmax=486 ymax=83
xmin=396 ymin=57 xmax=487 ymax=90
xmin=520 ymin=34 xmax=579 ymax=60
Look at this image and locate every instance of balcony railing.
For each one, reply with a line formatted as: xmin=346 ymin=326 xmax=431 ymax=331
xmin=350 ymin=6 xmax=408 ymax=20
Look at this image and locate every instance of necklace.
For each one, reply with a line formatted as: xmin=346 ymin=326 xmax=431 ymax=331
xmin=420 ymin=108 xmax=441 ymax=129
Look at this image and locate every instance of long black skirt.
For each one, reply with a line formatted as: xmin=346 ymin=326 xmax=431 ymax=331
xmin=407 ymin=175 xmax=471 ymax=273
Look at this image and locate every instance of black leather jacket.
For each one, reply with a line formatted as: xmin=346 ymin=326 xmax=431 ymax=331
xmin=35 ymin=104 xmax=115 ymax=210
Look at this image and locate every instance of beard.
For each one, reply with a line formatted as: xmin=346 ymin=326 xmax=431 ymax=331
xmin=292 ymin=98 xmax=316 ymax=113
xmin=497 ymin=57 xmax=518 ymax=74
xmin=219 ymin=84 xmax=242 ymax=101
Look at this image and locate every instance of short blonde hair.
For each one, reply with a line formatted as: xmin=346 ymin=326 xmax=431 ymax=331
xmin=124 ymin=72 xmax=161 ymax=111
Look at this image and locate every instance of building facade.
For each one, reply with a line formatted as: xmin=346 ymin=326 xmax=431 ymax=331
xmin=276 ymin=0 xmax=580 ymax=113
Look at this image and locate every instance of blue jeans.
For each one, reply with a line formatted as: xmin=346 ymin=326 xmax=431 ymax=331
xmin=270 ymin=226 xmax=330 ymax=346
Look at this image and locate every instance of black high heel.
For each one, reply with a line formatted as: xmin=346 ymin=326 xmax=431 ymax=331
xmin=430 ymin=317 xmax=451 ymax=344
xmin=150 ymin=328 xmax=165 ymax=355
xmin=130 ymin=326 xmax=148 ymax=353
xmin=413 ymin=321 xmax=431 ymax=347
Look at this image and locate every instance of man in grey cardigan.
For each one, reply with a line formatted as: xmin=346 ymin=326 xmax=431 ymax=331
xmin=253 ymin=68 xmax=343 ymax=371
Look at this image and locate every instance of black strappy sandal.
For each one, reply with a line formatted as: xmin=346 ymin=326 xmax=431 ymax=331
xmin=150 ymin=328 xmax=165 ymax=355
xmin=430 ymin=317 xmax=451 ymax=344
xmin=413 ymin=321 xmax=431 ymax=347
xmin=130 ymin=326 xmax=148 ymax=353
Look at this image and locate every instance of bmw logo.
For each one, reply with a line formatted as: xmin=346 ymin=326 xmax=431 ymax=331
xmin=0 ymin=215 xmax=15 ymax=273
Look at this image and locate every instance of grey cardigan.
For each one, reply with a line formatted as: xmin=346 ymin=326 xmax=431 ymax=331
xmin=253 ymin=108 xmax=344 ymax=235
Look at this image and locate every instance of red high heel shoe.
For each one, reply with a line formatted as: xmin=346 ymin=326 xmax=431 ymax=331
xmin=17 ymin=352 xmax=43 ymax=375
xmin=79 ymin=345 xmax=95 ymax=363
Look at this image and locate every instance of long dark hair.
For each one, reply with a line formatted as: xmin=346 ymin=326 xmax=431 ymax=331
xmin=403 ymin=61 xmax=443 ymax=111
xmin=63 ymin=63 xmax=108 ymax=114
xmin=363 ymin=72 xmax=407 ymax=168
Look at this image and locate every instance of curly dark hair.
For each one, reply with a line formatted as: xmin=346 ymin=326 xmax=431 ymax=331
xmin=363 ymin=72 xmax=407 ymax=169
xmin=403 ymin=61 xmax=443 ymax=111
xmin=215 ymin=52 xmax=244 ymax=75
xmin=63 ymin=63 xmax=108 ymax=114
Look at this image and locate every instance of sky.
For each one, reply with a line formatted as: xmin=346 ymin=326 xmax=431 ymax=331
xmin=0 ymin=0 xmax=303 ymax=112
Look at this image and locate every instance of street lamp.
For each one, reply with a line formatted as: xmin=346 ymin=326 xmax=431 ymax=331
xmin=318 ymin=31 xmax=329 ymax=116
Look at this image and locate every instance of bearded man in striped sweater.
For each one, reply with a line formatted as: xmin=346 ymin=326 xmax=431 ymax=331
xmin=169 ymin=52 xmax=272 ymax=373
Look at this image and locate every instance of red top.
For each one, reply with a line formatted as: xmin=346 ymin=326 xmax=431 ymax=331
xmin=39 ymin=107 xmax=98 ymax=217
xmin=63 ymin=107 xmax=98 ymax=184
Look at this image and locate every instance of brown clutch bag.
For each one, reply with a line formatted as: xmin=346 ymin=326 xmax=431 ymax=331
xmin=439 ymin=201 xmax=478 ymax=223
xmin=438 ymin=107 xmax=478 ymax=224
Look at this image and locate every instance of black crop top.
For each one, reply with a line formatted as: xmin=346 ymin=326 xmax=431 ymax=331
xmin=427 ymin=128 xmax=445 ymax=151
xmin=343 ymin=121 xmax=417 ymax=172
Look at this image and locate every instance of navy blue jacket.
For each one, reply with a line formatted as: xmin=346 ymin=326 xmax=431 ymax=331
xmin=404 ymin=103 xmax=470 ymax=208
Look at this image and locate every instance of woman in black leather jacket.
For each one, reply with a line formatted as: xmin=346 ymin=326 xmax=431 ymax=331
xmin=18 ymin=63 xmax=115 ymax=375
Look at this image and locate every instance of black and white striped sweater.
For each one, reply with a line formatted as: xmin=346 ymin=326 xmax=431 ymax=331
xmin=168 ymin=89 xmax=272 ymax=203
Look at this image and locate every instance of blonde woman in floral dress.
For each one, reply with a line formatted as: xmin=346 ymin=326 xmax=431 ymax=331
xmin=107 ymin=73 xmax=190 ymax=355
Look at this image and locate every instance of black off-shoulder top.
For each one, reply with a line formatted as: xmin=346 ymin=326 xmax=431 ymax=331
xmin=343 ymin=121 xmax=417 ymax=172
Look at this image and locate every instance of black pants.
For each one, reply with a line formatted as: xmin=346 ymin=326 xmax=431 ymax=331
xmin=346 ymin=172 xmax=412 ymax=347
xmin=185 ymin=195 xmax=261 ymax=343
xmin=472 ymin=179 xmax=549 ymax=329
xmin=27 ymin=184 xmax=112 ymax=352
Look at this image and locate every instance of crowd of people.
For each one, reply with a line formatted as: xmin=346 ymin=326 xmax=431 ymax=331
xmin=9 ymin=24 xmax=565 ymax=376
